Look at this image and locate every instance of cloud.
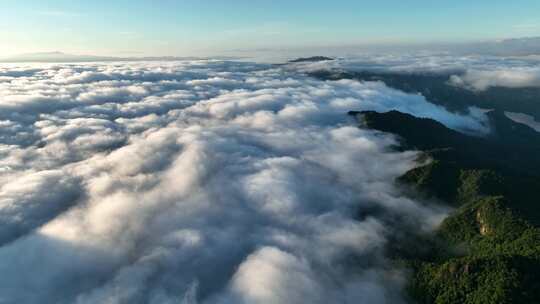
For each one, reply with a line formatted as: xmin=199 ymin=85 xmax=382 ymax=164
xmin=504 ymin=111 xmax=540 ymax=132
xmin=0 ymin=59 xmax=476 ymax=303
xmin=449 ymin=68 xmax=540 ymax=91
xmin=0 ymin=170 xmax=82 ymax=246
xmin=290 ymin=52 xmax=540 ymax=93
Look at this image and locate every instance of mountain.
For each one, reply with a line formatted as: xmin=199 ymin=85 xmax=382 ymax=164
xmin=349 ymin=110 xmax=540 ymax=176
xmin=289 ymin=56 xmax=334 ymax=63
xmin=351 ymin=109 xmax=540 ymax=304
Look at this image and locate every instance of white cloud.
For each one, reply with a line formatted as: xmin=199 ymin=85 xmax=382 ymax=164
xmin=449 ymin=68 xmax=540 ymax=91
xmin=504 ymin=111 xmax=540 ymax=132
xmin=0 ymin=59 xmax=478 ymax=303
xmin=290 ymin=53 xmax=540 ymax=91
xmin=0 ymin=170 xmax=81 ymax=245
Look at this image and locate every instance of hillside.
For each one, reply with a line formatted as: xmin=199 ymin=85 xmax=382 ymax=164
xmin=351 ymin=110 xmax=540 ymax=303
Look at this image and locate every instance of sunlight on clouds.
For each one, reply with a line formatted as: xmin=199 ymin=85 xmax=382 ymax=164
xmin=0 ymin=59 xmax=490 ymax=303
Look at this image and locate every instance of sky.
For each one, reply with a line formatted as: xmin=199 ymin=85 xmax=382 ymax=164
xmin=1 ymin=0 xmax=540 ymax=57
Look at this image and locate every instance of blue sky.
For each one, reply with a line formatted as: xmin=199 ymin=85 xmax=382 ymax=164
xmin=1 ymin=0 xmax=539 ymax=56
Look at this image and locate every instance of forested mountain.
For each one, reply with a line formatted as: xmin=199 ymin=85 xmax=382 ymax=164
xmin=350 ymin=109 xmax=540 ymax=303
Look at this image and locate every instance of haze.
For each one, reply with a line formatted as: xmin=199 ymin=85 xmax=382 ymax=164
xmin=1 ymin=0 xmax=540 ymax=57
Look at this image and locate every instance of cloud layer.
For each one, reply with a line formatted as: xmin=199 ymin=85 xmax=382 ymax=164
xmin=449 ymin=67 xmax=540 ymax=91
xmin=291 ymin=53 xmax=540 ymax=91
xmin=0 ymin=60 xmax=485 ymax=303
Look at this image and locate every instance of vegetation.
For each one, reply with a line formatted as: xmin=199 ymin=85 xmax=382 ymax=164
xmin=355 ymin=110 xmax=540 ymax=304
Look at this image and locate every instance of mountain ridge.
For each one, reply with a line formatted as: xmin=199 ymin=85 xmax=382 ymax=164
xmin=351 ymin=109 xmax=540 ymax=303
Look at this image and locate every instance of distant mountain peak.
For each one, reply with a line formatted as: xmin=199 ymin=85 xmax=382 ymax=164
xmin=289 ymin=56 xmax=334 ymax=63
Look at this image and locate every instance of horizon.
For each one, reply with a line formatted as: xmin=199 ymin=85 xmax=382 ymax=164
xmin=1 ymin=1 xmax=540 ymax=57
xmin=2 ymin=36 xmax=540 ymax=63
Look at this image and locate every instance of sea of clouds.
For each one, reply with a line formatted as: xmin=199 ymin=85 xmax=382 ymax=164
xmin=293 ymin=53 xmax=540 ymax=91
xmin=0 ymin=59 xmax=492 ymax=303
